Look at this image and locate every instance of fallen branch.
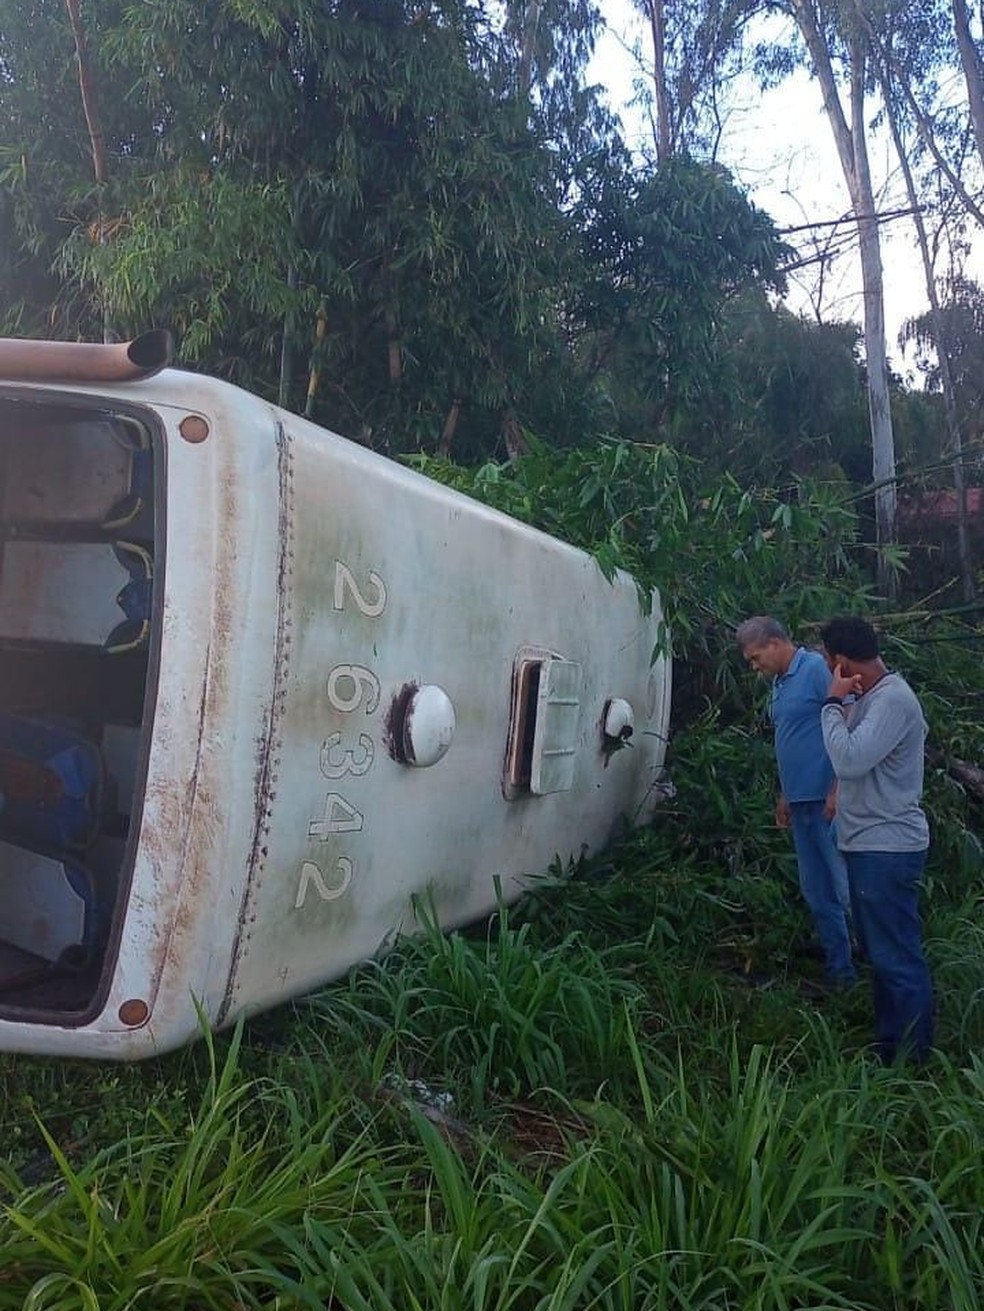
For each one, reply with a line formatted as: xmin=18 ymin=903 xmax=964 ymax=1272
xmin=927 ymin=747 xmax=984 ymax=802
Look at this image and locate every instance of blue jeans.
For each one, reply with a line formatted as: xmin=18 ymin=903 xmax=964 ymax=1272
xmin=845 ymin=849 xmax=934 ymax=1063
xmin=789 ymin=802 xmax=854 ymax=983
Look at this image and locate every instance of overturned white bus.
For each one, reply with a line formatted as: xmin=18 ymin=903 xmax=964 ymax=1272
xmin=0 ymin=333 xmax=671 ymax=1059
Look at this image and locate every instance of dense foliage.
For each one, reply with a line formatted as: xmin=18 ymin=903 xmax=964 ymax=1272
xmin=0 ymin=0 xmax=788 ymax=459
xmin=1 ymin=0 xmax=957 ymax=482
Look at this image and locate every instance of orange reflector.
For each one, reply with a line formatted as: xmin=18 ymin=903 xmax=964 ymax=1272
xmin=179 ymin=415 xmax=210 ymax=444
xmin=118 ymin=998 xmax=150 ymax=1027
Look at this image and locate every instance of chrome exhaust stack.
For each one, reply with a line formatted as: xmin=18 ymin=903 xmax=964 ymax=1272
xmin=0 ymin=330 xmax=173 ymax=384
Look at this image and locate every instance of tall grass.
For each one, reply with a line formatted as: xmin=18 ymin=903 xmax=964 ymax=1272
xmin=2 ymin=853 xmax=982 ymax=1309
xmin=300 ymin=899 xmax=648 ymax=1107
xmin=0 ymin=1026 xmax=407 ymax=1308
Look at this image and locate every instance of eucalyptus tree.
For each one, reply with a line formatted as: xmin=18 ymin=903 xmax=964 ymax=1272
xmin=953 ymin=0 xmax=984 ymax=168
xmin=873 ymin=48 xmax=975 ymax=596
xmin=773 ymin=0 xmax=900 ymax=592
xmin=890 ymin=0 xmax=984 ymax=209
xmin=846 ymin=0 xmax=984 ymax=242
xmin=627 ymin=0 xmax=755 ymax=162
xmin=498 ymin=0 xmax=603 ymax=142
xmin=904 ymin=275 xmax=984 ymax=459
xmin=844 ymin=0 xmax=981 ymax=594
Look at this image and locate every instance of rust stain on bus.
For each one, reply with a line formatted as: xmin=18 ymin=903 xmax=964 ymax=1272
xmin=218 ymin=420 xmax=294 ymax=1024
xmin=384 ymin=681 xmax=419 ymax=763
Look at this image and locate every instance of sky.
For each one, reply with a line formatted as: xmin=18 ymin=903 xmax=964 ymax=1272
xmin=587 ymin=3 xmax=982 ymax=380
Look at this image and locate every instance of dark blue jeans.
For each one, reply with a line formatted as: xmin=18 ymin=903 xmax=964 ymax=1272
xmin=789 ymin=802 xmax=855 ymax=984
xmin=845 ymin=848 xmax=934 ymax=1062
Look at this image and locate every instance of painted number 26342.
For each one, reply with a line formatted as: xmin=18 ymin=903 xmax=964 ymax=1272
xmin=296 ymin=561 xmax=387 ymax=910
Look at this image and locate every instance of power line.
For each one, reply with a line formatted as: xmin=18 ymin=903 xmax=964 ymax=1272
xmin=777 ymin=204 xmax=923 ymax=235
xmin=776 ymin=239 xmax=859 ymax=275
xmin=775 ymin=204 xmax=927 ymax=275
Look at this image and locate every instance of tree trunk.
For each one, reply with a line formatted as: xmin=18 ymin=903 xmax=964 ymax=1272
xmin=64 ymin=0 xmax=107 ymax=186
xmin=926 ymin=746 xmax=984 ymax=802
xmin=305 ymin=304 xmax=327 ymax=419
xmin=437 ymin=399 xmax=461 ymax=457
xmin=859 ymin=7 xmax=984 ymax=229
xmin=385 ymin=310 xmax=403 ymax=385
xmin=952 ymin=0 xmax=984 ymax=173
xmin=517 ymin=0 xmax=544 ymax=103
xmin=789 ymin=1 xmax=898 ymax=592
xmin=644 ymin=0 xmax=672 ymax=162
xmin=502 ymin=408 xmax=528 ymax=460
xmin=849 ymin=39 xmax=897 ymax=593
xmin=278 ymin=262 xmax=297 ymax=410
xmin=878 ymin=56 xmax=975 ymax=600
xmin=64 ymin=0 xmax=111 ymax=342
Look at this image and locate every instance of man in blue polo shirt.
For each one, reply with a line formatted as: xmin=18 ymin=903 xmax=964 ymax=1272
xmin=737 ymin=615 xmax=855 ymax=988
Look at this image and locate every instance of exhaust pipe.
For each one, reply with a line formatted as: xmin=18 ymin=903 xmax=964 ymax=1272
xmin=0 ymin=330 xmax=173 ymax=384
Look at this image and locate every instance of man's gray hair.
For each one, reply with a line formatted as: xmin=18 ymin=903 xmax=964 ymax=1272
xmin=735 ymin=615 xmax=788 ymax=650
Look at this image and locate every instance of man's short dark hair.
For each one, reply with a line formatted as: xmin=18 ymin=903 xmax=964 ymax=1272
xmin=820 ymin=616 xmax=880 ymax=661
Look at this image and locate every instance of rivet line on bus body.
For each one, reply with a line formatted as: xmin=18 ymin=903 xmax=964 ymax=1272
xmin=179 ymin=415 xmax=210 ymax=443
xmin=118 ymin=999 xmax=150 ymax=1027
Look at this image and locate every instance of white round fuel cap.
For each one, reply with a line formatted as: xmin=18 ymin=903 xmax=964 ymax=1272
xmin=401 ymin=684 xmax=456 ymax=766
xmin=604 ymin=698 xmax=635 ymax=741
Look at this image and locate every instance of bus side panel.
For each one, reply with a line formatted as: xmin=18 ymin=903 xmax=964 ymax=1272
xmin=221 ymin=414 xmax=670 ymax=1019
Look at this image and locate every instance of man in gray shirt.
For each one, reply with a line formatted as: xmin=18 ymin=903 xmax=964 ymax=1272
xmin=819 ymin=616 xmax=934 ymax=1063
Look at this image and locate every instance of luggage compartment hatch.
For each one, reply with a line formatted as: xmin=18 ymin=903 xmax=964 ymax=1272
xmin=530 ymin=658 xmax=581 ymax=795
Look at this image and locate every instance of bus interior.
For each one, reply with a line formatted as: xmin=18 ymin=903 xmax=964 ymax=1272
xmin=0 ymin=393 xmax=157 ymax=1021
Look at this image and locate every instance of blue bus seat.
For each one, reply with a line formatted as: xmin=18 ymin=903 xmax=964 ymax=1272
xmin=0 ymin=714 xmax=106 ymax=851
